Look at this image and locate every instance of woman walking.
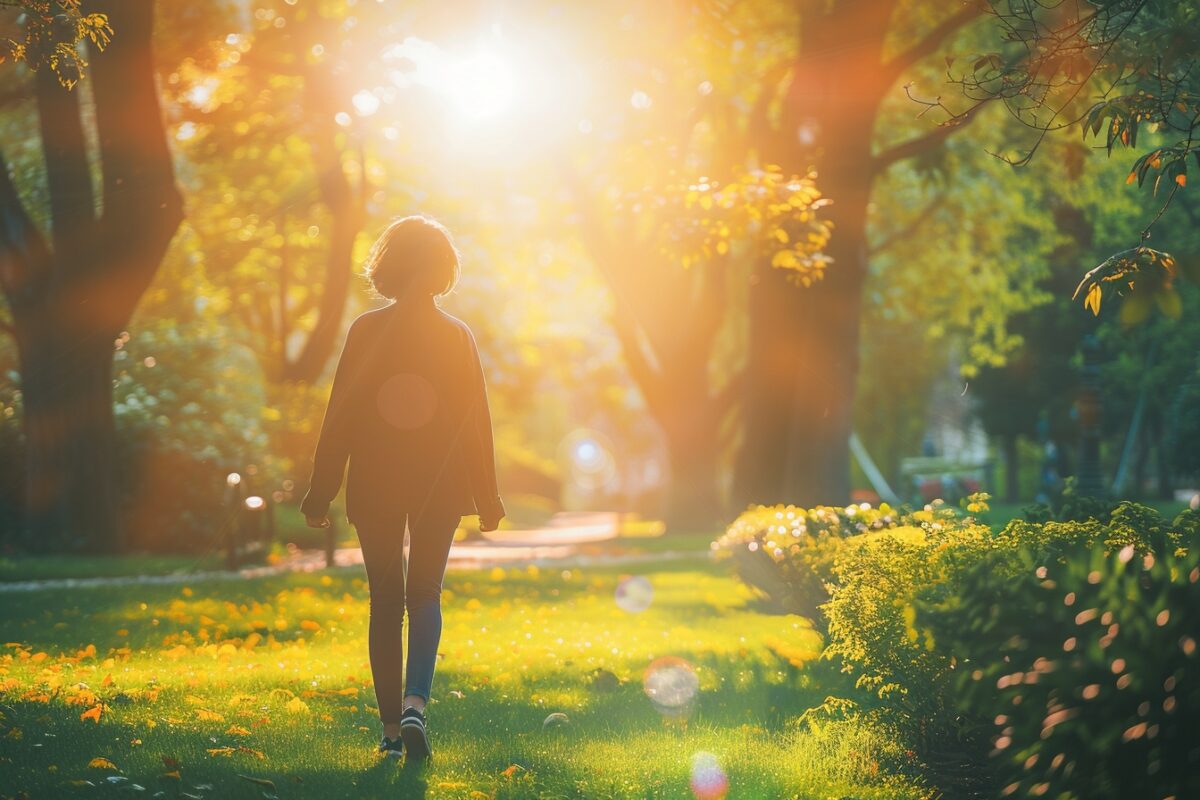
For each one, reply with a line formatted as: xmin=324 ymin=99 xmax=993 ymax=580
xmin=300 ymin=215 xmax=505 ymax=763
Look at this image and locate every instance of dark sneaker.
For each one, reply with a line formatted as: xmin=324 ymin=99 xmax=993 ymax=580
xmin=378 ymin=735 xmax=403 ymax=760
xmin=399 ymin=706 xmax=430 ymax=762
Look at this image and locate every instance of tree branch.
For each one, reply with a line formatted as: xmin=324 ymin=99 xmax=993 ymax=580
xmin=868 ymin=194 xmax=942 ymax=255
xmin=35 ymin=65 xmax=95 ymax=260
xmin=0 ymin=151 xmax=52 ymax=314
xmin=872 ymin=96 xmax=994 ymax=171
xmin=883 ymin=3 xmax=984 ymax=77
xmin=87 ymin=0 xmax=183 ymax=299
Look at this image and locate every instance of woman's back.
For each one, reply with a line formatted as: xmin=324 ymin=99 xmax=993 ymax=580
xmin=342 ymin=299 xmax=487 ymax=520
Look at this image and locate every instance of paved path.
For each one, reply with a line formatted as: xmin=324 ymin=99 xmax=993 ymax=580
xmin=0 ymin=512 xmax=708 ymax=593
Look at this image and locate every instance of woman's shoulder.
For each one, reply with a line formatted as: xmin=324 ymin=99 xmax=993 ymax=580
xmin=433 ymin=308 xmax=478 ymax=345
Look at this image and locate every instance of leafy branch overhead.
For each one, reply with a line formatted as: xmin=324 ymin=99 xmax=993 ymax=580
xmin=0 ymin=0 xmax=112 ymax=88
xmin=640 ymin=166 xmax=833 ymax=285
xmin=933 ymin=0 xmax=1198 ymax=318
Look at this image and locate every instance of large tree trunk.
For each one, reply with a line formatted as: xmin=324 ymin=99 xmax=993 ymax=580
xmin=735 ymin=8 xmax=882 ymax=507
xmin=734 ymin=0 xmax=978 ymax=508
xmin=0 ymin=0 xmax=182 ymax=553
xmin=737 ymin=157 xmax=871 ymax=507
xmin=658 ymin=389 xmax=723 ymax=531
xmin=18 ymin=328 xmax=119 ymax=553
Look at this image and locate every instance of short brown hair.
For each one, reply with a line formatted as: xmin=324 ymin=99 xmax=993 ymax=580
xmin=363 ymin=215 xmax=460 ymax=299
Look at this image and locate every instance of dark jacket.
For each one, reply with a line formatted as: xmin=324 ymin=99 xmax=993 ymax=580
xmin=299 ymin=298 xmax=504 ymax=525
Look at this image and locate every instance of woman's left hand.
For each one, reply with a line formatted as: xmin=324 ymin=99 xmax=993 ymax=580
xmin=306 ymin=514 xmax=331 ymax=529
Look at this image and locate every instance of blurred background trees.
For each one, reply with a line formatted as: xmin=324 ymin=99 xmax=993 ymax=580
xmin=0 ymin=0 xmax=1196 ymax=553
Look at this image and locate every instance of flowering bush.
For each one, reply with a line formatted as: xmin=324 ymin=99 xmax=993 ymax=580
xmin=711 ymin=501 xmax=903 ymax=623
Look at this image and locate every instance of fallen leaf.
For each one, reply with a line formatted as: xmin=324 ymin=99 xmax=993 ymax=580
xmin=196 ymin=708 xmax=224 ymax=722
xmin=237 ymin=775 xmax=276 ymax=790
xmin=161 ymin=756 xmax=181 ymax=770
xmin=88 ymin=757 xmax=119 ymax=770
xmin=283 ymin=697 xmax=309 ymax=714
xmin=225 ymin=725 xmax=251 ymax=736
xmin=80 ymin=704 xmax=104 ymax=723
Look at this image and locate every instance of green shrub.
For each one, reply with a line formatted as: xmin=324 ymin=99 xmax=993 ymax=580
xmin=918 ymin=518 xmax=1200 ymax=799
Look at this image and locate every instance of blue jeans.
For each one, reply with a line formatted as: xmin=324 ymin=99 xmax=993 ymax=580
xmin=355 ymin=509 xmax=461 ymax=723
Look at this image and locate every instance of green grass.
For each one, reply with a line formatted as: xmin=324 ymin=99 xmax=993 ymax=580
xmin=0 ymin=553 xmax=225 ymax=583
xmin=0 ymin=555 xmax=924 ymax=799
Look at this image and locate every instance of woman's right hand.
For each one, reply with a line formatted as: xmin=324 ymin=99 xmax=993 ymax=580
xmin=306 ymin=514 xmax=331 ymax=529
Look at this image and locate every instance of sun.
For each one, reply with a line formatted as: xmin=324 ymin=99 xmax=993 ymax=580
xmin=440 ymin=51 xmax=516 ymax=120
xmin=384 ymin=37 xmax=519 ymax=121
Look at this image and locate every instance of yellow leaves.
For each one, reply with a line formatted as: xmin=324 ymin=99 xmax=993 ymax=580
xmin=163 ymin=644 xmax=190 ymax=659
xmin=299 ymin=620 xmax=321 ymax=631
xmin=225 ymin=724 xmax=252 ymax=736
xmin=715 ymin=240 xmax=729 ymax=255
xmin=773 ymin=228 xmax=789 ymax=244
xmin=335 ymin=687 xmax=358 ymax=697
xmin=87 ymin=757 xmax=119 ymax=770
xmin=1084 ymin=283 xmax=1103 ymax=316
xmin=30 ymin=652 xmax=48 ymax=663
xmin=196 ymin=708 xmax=225 ymax=722
xmin=284 ymin=697 xmax=309 ymax=714
xmin=80 ymin=704 xmax=104 ymax=723
xmin=100 ymin=673 xmax=114 ymax=687
xmin=208 ymin=745 xmax=265 ymax=759
xmin=4 ymin=726 xmax=22 ymax=740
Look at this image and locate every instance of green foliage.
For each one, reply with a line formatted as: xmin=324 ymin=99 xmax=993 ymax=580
xmin=955 ymin=0 xmax=1200 ymax=314
xmin=816 ymin=497 xmax=1197 ymax=796
xmin=918 ymin=515 xmax=1200 ymax=799
xmin=112 ymin=319 xmax=269 ymax=551
xmin=0 ymin=0 xmax=112 ymax=88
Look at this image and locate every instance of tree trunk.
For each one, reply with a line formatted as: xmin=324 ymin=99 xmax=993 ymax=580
xmin=734 ymin=0 xmax=892 ymax=508
xmin=0 ymin=0 xmax=182 ymax=553
xmin=733 ymin=1 xmax=981 ymax=509
xmin=660 ymin=405 xmax=723 ymax=532
xmin=736 ymin=127 xmax=873 ymax=508
xmin=18 ymin=328 xmax=119 ymax=553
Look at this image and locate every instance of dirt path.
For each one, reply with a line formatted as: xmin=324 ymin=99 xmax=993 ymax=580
xmin=0 ymin=512 xmax=708 ymax=592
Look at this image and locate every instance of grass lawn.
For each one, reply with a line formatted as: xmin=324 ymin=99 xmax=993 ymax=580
xmin=0 ymin=554 xmax=226 ymax=584
xmin=0 ymin=554 xmax=923 ymax=799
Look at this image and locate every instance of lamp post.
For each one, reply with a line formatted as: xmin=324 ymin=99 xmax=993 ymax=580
xmin=226 ymin=472 xmax=243 ymax=570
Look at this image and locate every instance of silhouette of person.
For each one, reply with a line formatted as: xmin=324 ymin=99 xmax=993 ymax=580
xmin=299 ymin=215 xmax=505 ymax=762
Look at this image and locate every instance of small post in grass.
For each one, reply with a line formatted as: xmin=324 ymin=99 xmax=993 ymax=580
xmin=226 ymin=471 xmax=243 ymax=570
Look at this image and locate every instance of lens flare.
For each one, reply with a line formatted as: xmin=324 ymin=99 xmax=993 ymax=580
xmin=643 ymin=656 xmax=699 ymax=716
xmin=376 ymin=373 xmax=438 ymax=430
xmin=542 ymin=712 xmax=570 ymax=730
xmin=689 ymin=751 xmax=728 ymax=799
xmin=615 ymin=575 xmax=653 ymax=613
